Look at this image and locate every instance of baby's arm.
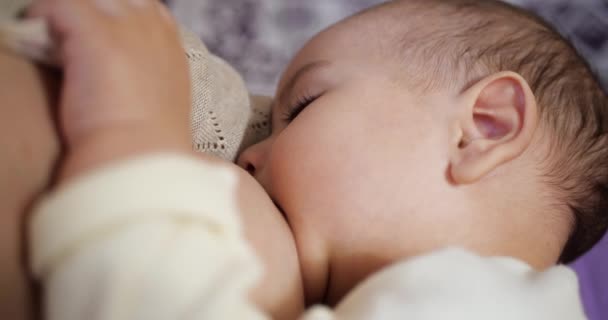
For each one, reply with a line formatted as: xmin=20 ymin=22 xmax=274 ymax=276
xmin=24 ymin=0 xmax=269 ymax=319
xmin=32 ymin=155 xmax=267 ymax=320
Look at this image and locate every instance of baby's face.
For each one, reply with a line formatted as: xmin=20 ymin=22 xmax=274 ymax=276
xmin=238 ymin=16 xmax=467 ymax=304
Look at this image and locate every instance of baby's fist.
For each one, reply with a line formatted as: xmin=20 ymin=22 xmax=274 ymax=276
xmin=29 ymin=0 xmax=191 ymax=148
xmin=28 ymin=0 xmax=192 ymax=179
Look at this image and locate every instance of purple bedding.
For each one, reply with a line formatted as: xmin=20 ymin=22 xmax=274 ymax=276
xmin=573 ymin=233 xmax=608 ymax=320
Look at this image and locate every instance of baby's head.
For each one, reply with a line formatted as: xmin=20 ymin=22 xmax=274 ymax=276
xmin=238 ymin=0 xmax=608 ymax=307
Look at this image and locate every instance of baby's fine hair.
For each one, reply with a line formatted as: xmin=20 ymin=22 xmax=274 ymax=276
xmin=367 ymin=0 xmax=608 ymax=262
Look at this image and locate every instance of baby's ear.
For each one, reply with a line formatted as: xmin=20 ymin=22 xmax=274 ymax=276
xmin=450 ymin=71 xmax=538 ymax=184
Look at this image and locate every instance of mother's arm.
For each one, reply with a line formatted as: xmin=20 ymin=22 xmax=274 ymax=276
xmin=0 ymin=51 xmax=60 ymax=320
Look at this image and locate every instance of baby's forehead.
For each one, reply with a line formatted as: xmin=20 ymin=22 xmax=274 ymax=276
xmin=310 ymin=5 xmax=448 ymax=67
xmin=290 ymin=7 xmax=419 ymax=69
xmin=275 ymin=14 xmax=395 ymax=91
xmin=316 ymin=1 xmax=555 ymax=90
xmin=279 ymin=0 xmax=537 ymax=100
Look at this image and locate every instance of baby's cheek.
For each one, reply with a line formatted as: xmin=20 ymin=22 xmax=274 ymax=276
xmin=268 ymin=125 xmax=367 ymax=230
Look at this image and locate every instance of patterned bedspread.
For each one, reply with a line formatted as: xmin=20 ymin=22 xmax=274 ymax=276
xmin=168 ymin=1 xmax=608 ymax=319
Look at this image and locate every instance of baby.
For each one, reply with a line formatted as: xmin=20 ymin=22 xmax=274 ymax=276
xmin=1 ymin=0 xmax=606 ymax=319
xmin=234 ymin=0 xmax=608 ymax=313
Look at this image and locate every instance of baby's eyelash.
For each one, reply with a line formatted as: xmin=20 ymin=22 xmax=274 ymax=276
xmin=282 ymin=94 xmax=320 ymax=122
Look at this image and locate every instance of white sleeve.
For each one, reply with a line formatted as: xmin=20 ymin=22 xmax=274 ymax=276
xmin=29 ymin=154 xmax=268 ymax=320
xmin=301 ymin=248 xmax=587 ymax=320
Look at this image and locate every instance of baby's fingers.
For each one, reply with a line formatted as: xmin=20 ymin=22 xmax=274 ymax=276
xmin=26 ymin=0 xmax=178 ymax=67
xmin=27 ymin=0 xmax=110 ymax=40
xmin=27 ymin=0 xmax=172 ymax=40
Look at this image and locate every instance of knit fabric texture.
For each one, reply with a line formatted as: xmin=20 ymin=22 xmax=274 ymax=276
xmin=179 ymin=27 xmax=271 ymax=161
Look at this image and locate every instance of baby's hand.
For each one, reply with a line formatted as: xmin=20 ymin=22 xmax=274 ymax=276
xmin=28 ymin=0 xmax=192 ymax=180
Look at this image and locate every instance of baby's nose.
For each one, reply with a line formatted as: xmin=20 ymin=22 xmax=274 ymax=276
xmin=237 ymin=140 xmax=269 ymax=176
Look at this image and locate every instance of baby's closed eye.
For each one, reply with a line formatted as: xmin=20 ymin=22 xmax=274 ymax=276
xmin=282 ymin=93 xmax=321 ymax=123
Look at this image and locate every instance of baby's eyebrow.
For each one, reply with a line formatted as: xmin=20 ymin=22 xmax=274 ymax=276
xmin=277 ymin=60 xmax=331 ymax=108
